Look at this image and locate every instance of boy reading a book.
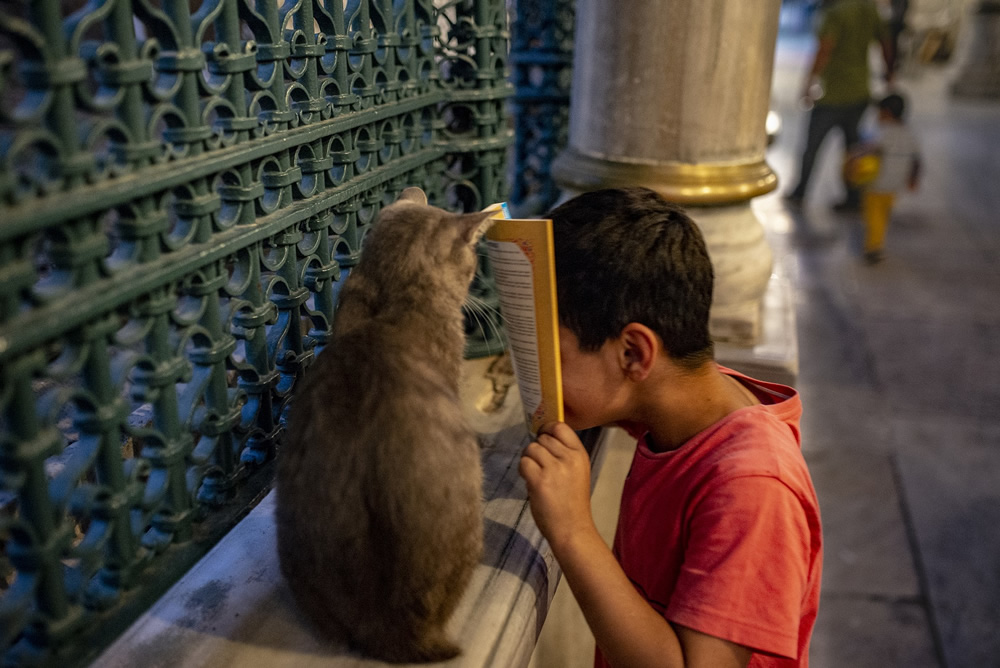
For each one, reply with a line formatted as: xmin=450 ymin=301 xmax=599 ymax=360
xmin=518 ymin=188 xmax=822 ymax=668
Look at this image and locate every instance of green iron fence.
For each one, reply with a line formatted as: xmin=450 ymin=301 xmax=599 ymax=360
xmin=509 ymin=0 xmax=573 ymax=216
xmin=0 ymin=0 xmax=511 ymax=664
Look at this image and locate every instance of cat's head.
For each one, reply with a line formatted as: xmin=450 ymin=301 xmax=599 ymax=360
xmin=360 ymin=187 xmax=496 ymax=298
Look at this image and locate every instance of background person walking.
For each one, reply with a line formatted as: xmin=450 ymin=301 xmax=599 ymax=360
xmin=785 ymin=0 xmax=893 ymax=210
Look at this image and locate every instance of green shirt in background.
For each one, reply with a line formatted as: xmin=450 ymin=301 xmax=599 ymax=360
xmin=816 ymin=0 xmax=889 ymax=106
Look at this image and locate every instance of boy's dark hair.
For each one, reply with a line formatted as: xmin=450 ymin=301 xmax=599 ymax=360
xmin=879 ymin=93 xmax=906 ymax=120
xmin=547 ymin=187 xmax=715 ymax=369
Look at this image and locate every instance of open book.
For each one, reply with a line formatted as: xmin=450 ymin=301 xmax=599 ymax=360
xmin=484 ymin=204 xmax=564 ymax=435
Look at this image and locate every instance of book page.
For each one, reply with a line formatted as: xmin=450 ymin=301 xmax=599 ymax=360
xmin=485 ymin=214 xmax=563 ymax=435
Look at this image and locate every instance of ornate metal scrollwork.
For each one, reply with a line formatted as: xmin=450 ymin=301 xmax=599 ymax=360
xmin=509 ymin=0 xmax=574 ymax=216
xmin=0 ymin=1 xmax=512 ymax=663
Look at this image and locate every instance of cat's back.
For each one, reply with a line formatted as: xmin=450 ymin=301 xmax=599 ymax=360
xmin=275 ymin=325 xmax=483 ymax=660
xmin=308 ymin=316 xmax=463 ymax=430
xmin=275 ymin=318 xmax=482 ymax=549
xmin=274 ymin=188 xmax=491 ymax=661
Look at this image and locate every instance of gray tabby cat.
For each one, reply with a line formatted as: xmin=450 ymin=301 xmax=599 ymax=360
xmin=276 ymin=187 xmax=493 ymax=663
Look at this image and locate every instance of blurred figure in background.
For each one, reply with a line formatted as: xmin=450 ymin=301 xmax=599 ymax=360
xmin=857 ymin=93 xmax=921 ymax=263
xmin=887 ymin=0 xmax=910 ymax=75
xmin=785 ymin=0 xmax=893 ymax=210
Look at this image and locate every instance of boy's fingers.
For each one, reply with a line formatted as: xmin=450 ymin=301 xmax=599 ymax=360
xmin=518 ymin=453 xmax=541 ymax=482
xmin=537 ymin=421 xmax=563 ymax=437
xmin=539 ymin=422 xmax=584 ymax=451
xmin=522 ymin=441 xmax=555 ymax=466
xmin=533 ymin=433 xmax=567 ymax=458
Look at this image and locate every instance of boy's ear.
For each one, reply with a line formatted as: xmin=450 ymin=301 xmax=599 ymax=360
xmin=619 ymin=323 xmax=658 ymax=381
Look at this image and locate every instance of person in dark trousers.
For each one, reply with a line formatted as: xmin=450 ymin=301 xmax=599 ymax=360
xmin=785 ymin=0 xmax=892 ymax=210
xmin=887 ymin=0 xmax=910 ymax=75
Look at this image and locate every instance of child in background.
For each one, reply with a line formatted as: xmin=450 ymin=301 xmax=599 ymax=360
xmin=862 ymin=93 xmax=921 ymax=263
xmin=519 ymin=188 xmax=822 ymax=667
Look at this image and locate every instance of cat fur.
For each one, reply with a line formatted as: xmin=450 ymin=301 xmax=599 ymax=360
xmin=276 ymin=188 xmax=493 ymax=662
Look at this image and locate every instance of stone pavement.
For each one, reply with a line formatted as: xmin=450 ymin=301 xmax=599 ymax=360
xmin=764 ymin=27 xmax=1000 ymax=668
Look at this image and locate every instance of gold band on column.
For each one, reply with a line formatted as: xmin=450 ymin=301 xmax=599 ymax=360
xmin=552 ymin=147 xmax=778 ymax=206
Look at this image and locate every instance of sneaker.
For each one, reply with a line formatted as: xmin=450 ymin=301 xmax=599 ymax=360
xmin=783 ymin=191 xmax=804 ymax=206
xmin=863 ymin=250 xmax=885 ymax=265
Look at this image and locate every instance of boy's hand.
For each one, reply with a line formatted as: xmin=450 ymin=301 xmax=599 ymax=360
xmin=518 ymin=422 xmax=595 ymax=550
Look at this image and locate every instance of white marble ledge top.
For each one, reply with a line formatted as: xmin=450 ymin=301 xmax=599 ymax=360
xmin=96 ymin=356 xmax=610 ymax=668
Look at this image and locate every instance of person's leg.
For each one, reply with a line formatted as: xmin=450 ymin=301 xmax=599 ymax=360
xmin=788 ymin=105 xmax=839 ymax=200
xmin=862 ymin=191 xmax=895 ymax=260
xmin=835 ymin=102 xmax=871 ymax=209
xmin=888 ymin=21 xmax=906 ymax=74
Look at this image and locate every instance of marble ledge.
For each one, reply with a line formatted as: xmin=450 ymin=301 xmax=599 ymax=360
xmin=96 ymin=356 xmax=612 ymax=668
xmin=716 ymin=274 xmax=799 ymax=387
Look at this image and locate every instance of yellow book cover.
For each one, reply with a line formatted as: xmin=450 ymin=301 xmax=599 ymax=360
xmin=484 ymin=206 xmax=564 ymax=435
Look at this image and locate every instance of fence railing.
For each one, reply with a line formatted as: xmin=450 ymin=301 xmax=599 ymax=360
xmin=0 ymin=1 xmax=510 ymax=664
xmin=508 ymin=0 xmax=573 ymax=216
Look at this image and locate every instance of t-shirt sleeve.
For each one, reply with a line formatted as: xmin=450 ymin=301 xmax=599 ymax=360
xmin=884 ymin=126 xmax=920 ymax=162
xmin=664 ymin=475 xmax=811 ymax=659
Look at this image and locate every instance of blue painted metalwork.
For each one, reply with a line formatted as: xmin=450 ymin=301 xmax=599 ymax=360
xmin=434 ymin=1 xmax=513 ymax=358
xmin=0 ymin=1 xmax=510 ymax=664
xmin=508 ymin=0 xmax=574 ymax=216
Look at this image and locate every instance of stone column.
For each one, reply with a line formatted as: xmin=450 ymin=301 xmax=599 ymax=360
xmin=552 ymin=0 xmax=782 ymax=345
xmin=951 ymin=0 xmax=1000 ymax=98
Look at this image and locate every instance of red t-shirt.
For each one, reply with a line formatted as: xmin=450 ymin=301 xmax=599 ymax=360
xmin=596 ymin=368 xmax=822 ymax=667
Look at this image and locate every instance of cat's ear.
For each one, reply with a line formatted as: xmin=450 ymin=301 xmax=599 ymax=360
xmin=397 ymin=187 xmax=428 ymax=206
xmin=458 ymin=210 xmax=495 ymax=244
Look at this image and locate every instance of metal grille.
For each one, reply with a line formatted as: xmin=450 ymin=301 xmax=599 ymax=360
xmin=0 ymin=1 xmax=510 ymax=664
xmin=509 ymin=0 xmax=573 ymax=216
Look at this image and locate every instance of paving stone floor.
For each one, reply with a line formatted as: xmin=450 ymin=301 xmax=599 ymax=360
xmin=765 ymin=27 xmax=1000 ymax=668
